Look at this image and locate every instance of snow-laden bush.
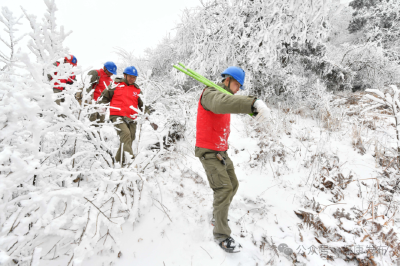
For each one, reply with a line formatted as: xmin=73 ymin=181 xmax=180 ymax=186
xmin=0 ymin=3 xmax=205 ymax=264
xmin=279 ymin=41 xmax=354 ymax=92
xmin=172 ymin=0 xmax=329 ymax=94
xmin=349 ymin=0 xmax=400 ymax=60
xmin=263 ymin=69 xmax=339 ymax=128
xmin=326 ymin=42 xmax=400 ymax=91
xmin=133 ymin=69 xmax=199 ymax=153
xmin=0 ymin=7 xmax=25 ymax=72
xmin=364 ymin=85 xmax=400 ymax=167
xmin=0 ymin=2 xmax=150 ymax=265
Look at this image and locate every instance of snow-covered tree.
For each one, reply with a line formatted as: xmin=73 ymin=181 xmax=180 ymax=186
xmin=349 ymin=0 xmax=400 ymax=60
xmin=0 ymin=7 xmax=25 ymax=71
xmin=172 ymin=0 xmax=329 ymax=94
xmin=0 ymin=2 xmax=148 ymax=265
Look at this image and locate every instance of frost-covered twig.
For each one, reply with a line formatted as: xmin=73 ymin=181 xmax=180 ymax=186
xmin=151 ymin=196 xmax=172 ymax=223
xmin=84 ymin=197 xmax=117 ymax=224
xmin=365 ymin=86 xmax=400 ymax=165
xmin=0 ymin=7 xmax=25 ymax=71
xmin=200 ymin=246 xmax=213 ymax=259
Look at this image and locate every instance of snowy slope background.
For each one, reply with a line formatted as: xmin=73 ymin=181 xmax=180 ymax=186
xmin=2 ymin=0 xmax=400 ymax=266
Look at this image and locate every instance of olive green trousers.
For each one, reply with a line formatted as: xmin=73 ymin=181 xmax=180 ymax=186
xmin=199 ymin=150 xmax=239 ymax=242
xmin=89 ymin=112 xmax=106 ymax=125
xmin=111 ymin=116 xmax=137 ymax=164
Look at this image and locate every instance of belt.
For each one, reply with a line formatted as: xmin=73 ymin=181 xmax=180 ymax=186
xmin=201 ymin=151 xmax=227 ymax=165
xmin=122 ymin=117 xmax=136 ymax=124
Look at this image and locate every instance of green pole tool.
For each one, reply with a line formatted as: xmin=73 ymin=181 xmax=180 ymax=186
xmin=172 ymin=62 xmax=254 ymax=116
xmin=172 ymin=63 xmax=232 ymax=96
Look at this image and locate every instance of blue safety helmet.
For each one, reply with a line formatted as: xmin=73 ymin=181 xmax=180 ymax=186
xmin=123 ymin=66 xmax=138 ymax=77
xmin=104 ymin=61 xmax=117 ymax=75
xmin=221 ymin=66 xmax=245 ymax=90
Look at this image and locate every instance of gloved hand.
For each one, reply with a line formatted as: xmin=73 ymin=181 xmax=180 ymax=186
xmin=253 ymin=100 xmax=271 ymax=124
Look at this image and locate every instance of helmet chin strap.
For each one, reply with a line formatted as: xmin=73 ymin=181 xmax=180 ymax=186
xmin=228 ymin=77 xmax=231 ymax=90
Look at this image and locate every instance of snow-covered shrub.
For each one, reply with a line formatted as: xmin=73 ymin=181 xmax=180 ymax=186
xmin=241 ymin=111 xmax=294 ymax=176
xmin=296 ymin=149 xmax=400 ymax=265
xmin=280 ymin=41 xmax=354 ymax=91
xmin=143 ymin=35 xmax=181 ymax=80
xmin=133 ymin=69 xmax=198 ymax=151
xmin=113 ymin=47 xmax=151 ymax=79
xmin=0 ymin=7 xmax=25 ymax=72
xmin=327 ymin=1 xmax=360 ymax=46
xmin=173 ymin=0 xmax=329 ymax=94
xmin=327 ymin=43 xmax=400 ymax=91
xmin=363 ymin=85 xmax=400 ymax=166
xmin=266 ymin=74 xmax=343 ymax=131
xmin=0 ymin=2 xmax=150 ymax=265
xmin=349 ymin=0 xmax=400 ymax=60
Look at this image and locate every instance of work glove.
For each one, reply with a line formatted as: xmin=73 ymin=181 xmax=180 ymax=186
xmin=253 ymin=100 xmax=271 ymax=124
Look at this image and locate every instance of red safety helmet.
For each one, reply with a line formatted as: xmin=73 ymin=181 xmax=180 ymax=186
xmin=64 ymin=54 xmax=77 ymax=66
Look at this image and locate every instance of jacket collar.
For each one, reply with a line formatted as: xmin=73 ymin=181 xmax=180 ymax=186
xmin=99 ymin=68 xmax=107 ymax=77
xmin=217 ymin=82 xmax=234 ymax=95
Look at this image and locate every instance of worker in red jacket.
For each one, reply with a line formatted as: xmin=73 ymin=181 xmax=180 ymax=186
xmin=98 ymin=66 xmax=144 ymax=165
xmin=48 ymin=55 xmax=78 ymax=105
xmin=195 ymin=66 xmax=270 ymax=253
xmin=87 ymin=61 xmax=117 ymax=124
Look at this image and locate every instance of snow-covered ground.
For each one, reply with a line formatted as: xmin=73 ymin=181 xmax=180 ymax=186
xmin=69 ymin=94 xmax=398 ymax=266
xmin=2 ymin=1 xmax=400 ymax=265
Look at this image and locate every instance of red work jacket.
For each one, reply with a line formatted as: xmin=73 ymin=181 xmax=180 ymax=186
xmin=110 ymin=81 xmax=141 ymax=119
xmin=93 ymin=69 xmax=112 ymax=101
xmin=196 ymin=90 xmax=231 ymax=151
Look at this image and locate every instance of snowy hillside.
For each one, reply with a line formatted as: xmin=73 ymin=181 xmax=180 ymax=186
xmin=50 ymin=91 xmax=400 ymax=266
xmin=2 ymin=0 xmax=400 ymax=265
xmin=115 ymin=92 xmax=398 ymax=266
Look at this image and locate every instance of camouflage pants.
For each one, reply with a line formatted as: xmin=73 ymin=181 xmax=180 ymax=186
xmin=199 ymin=150 xmax=239 ymax=242
xmin=111 ymin=116 xmax=137 ymax=164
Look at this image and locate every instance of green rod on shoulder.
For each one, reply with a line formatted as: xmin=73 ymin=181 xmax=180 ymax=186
xmin=172 ymin=62 xmax=253 ymax=116
xmin=173 ymin=63 xmax=233 ymax=96
xmin=173 ymin=64 xmax=216 ymax=89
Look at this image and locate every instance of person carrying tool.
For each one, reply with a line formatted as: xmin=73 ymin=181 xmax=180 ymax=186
xmin=195 ymin=66 xmax=270 ymax=253
xmin=84 ymin=61 xmax=117 ymax=124
xmin=97 ymin=66 xmax=144 ymax=165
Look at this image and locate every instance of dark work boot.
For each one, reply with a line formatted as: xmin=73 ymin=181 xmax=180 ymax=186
xmin=219 ymin=237 xmax=241 ymax=253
